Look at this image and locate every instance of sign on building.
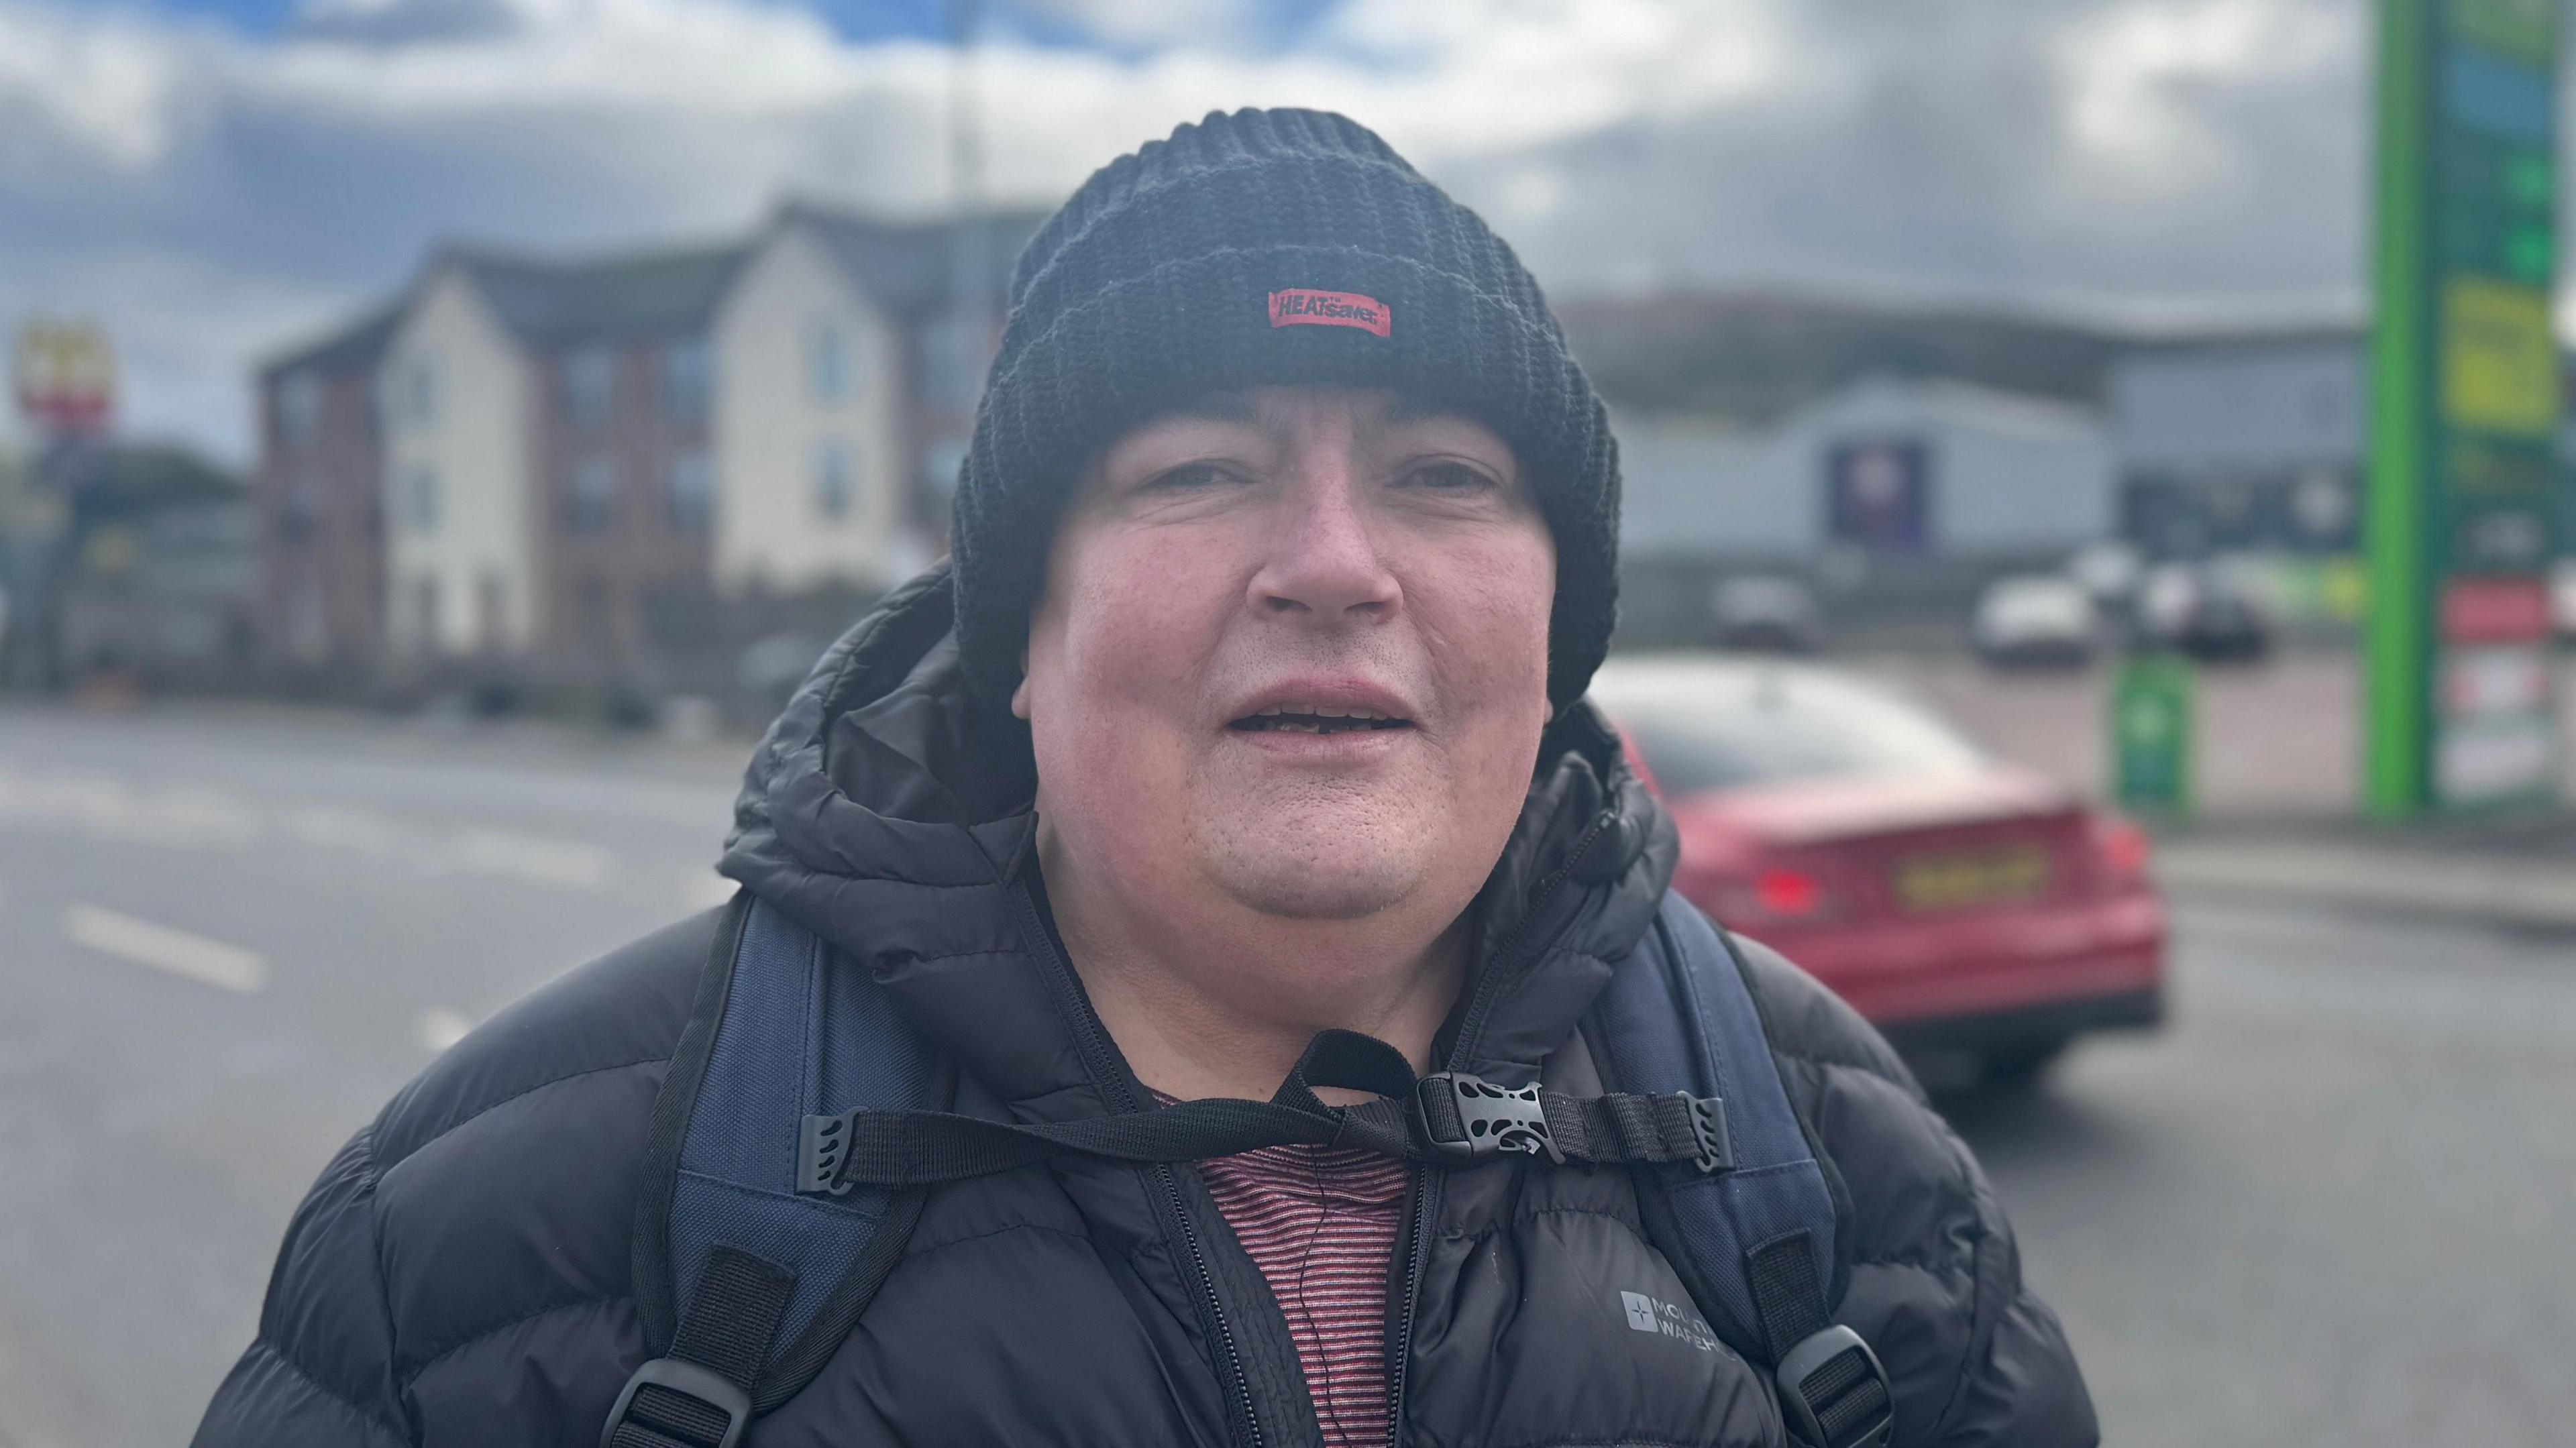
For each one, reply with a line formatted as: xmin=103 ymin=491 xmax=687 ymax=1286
xmin=1825 ymin=440 xmax=1929 ymax=556
xmin=11 ymin=319 xmax=115 ymax=438
xmin=2368 ymin=0 xmax=2561 ymax=812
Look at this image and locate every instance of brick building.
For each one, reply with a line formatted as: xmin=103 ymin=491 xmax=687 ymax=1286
xmin=252 ymin=203 xmax=1038 ymax=691
xmin=255 ymin=304 xmax=400 ymax=679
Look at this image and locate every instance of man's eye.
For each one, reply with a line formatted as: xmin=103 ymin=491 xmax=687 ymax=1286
xmin=1146 ymin=462 xmax=1237 ymax=492
xmin=1406 ymin=462 xmax=1497 ymax=492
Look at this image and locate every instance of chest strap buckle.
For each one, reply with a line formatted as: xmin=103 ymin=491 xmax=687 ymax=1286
xmin=1417 ymin=1071 xmax=1564 ymax=1163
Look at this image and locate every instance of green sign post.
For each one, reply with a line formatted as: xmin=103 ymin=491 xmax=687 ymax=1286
xmin=2111 ymin=656 xmax=2195 ymax=816
xmin=2368 ymin=0 xmax=2563 ymax=815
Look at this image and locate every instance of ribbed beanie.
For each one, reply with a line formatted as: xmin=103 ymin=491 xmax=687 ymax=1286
xmin=950 ymin=107 xmax=1619 ymax=714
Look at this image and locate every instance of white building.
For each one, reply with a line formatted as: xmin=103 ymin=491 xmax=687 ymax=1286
xmin=377 ymin=257 xmax=542 ymax=656
xmin=2105 ymin=328 xmax=2367 ymax=561
xmin=710 ymin=204 xmax=1024 ymax=595
xmin=273 ymin=203 xmax=1038 ymax=681
xmin=1618 ymin=376 xmax=2113 ymax=565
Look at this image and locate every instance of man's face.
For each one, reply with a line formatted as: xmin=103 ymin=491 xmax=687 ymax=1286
xmin=1016 ymin=386 xmax=1556 ymax=924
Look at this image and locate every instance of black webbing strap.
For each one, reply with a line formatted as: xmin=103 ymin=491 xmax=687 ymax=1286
xmin=818 ymin=1094 xmax=1382 ymax=1185
xmin=603 ymin=1249 xmax=794 ymax=1448
xmin=1748 ymin=1233 xmax=1893 ymax=1448
xmin=803 ymin=1028 xmax=1735 ymax=1190
xmin=1416 ymin=1080 xmax=1731 ymax=1170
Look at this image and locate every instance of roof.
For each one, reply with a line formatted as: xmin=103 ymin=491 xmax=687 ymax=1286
xmin=260 ymin=302 xmax=404 ymax=380
xmin=441 ymin=239 xmax=749 ymax=346
xmin=777 ymin=201 xmax=1048 ymax=316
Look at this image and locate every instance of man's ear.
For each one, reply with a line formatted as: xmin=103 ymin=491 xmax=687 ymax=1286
xmin=1010 ymin=647 xmax=1032 ymax=721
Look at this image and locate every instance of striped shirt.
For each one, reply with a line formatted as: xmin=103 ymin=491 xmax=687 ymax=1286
xmin=1196 ymin=1135 xmax=1413 ymax=1447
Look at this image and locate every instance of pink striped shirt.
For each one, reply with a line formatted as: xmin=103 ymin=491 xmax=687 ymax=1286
xmin=1197 ymin=1138 xmax=1412 ymax=1447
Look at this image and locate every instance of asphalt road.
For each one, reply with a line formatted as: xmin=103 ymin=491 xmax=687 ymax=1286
xmin=0 ymin=703 xmax=2569 ymax=1447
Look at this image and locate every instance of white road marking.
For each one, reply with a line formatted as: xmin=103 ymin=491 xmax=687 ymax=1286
xmin=64 ymin=904 xmax=268 ymax=994
xmin=417 ymin=1007 xmax=474 ymax=1053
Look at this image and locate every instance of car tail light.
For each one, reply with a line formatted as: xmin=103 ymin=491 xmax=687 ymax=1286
xmin=2092 ymin=813 xmax=2152 ymax=885
xmin=1700 ymin=866 xmax=1841 ymax=927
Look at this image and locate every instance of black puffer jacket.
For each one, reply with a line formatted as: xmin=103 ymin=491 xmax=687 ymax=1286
xmin=194 ymin=569 xmax=2095 ymax=1447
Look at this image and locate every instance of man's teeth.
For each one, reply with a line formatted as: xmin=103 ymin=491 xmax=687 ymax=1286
xmin=1240 ymin=703 xmax=1404 ymax=732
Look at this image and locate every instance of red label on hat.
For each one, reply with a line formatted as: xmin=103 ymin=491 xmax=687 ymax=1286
xmin=1268 ymin=288 xmax=1392 ymax=338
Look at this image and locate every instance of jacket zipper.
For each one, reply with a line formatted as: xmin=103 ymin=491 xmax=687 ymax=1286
xmin=1383 ymin=807 xmax=1615 ymax=1448
xmin=1010 ymin=879 xmax=1264 ymax=1448
xmin=1383 ymin=1166 xmax=1436 ymax=1448
xmin=1161 ymin=1162 xmax=1265 ymax=1448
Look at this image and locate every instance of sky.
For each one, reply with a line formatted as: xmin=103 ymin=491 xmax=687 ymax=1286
xmin=0 ymin=0 xmax=2425 ymax=461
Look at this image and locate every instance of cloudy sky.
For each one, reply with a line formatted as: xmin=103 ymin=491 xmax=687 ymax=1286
xmin=2 ymin=0 xmax=2396 ymax=460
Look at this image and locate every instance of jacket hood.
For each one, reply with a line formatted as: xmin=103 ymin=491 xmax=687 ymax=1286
xmin=718 ymin=562 xmax=1679 ymax=1103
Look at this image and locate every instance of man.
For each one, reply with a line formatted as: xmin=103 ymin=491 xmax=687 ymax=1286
xmin=195 ymin=109 xmax=2093 ymax=1447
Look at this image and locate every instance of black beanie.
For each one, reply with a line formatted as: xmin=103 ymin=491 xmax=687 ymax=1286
xmin=950 ymin=107 xmax=1619 ymax=714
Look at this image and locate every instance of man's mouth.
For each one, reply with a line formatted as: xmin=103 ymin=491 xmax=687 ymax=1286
xmin=1228 ymin=704 xmax=1412 ymax=735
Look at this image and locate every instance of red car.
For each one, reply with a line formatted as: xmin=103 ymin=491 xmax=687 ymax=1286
xmin=1590 ymin=655 xmax=2165 ymax=1084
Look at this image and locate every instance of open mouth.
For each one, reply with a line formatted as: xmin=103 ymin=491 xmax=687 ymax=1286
xmin=1228 ymin=704 xmax=1412 ymax=735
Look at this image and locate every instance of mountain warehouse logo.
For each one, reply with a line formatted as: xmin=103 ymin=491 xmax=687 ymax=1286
xmin=1267 ymin=288 xmax=1392 ymax=338
xmin=1619 ymin=1290 xmax=1719 ymax=1353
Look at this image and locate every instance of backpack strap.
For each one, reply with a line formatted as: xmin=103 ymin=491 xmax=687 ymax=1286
xmin=798 ymin=1022 xmax=1731 ymax=1188
xmin=609 ymin=895 xmax=936 ymax=1447
xmin=1595 ymin=891 xmax=1893 ymax=1448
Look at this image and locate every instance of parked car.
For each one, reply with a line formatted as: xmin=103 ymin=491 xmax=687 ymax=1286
xmin=1972 ymin=573 xmax=2099 ymax=667
xmin=1708 ymin=575 xmax=1822 ymax=653
xmin=2133 ymin=563 xmax=2270 ymax=663
xmin=2065 ymin=539 xmax=2143 ymax=610
xmin=1589 ymin=655 xmax=2166 ymax=1085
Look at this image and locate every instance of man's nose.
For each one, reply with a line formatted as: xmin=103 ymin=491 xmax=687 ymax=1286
xmin=1246 ymin=462 xmax=1399 ymax=623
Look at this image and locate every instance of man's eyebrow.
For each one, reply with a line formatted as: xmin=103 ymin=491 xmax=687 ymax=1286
xmin=1157 ymin=393 xmax=1263 ymax=427
xmin=1383 ymin=394 xmax=1472 ymax=426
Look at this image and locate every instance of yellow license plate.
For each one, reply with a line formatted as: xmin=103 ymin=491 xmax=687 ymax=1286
xmin=1892 ymin=846 xmax=2051 ymax=913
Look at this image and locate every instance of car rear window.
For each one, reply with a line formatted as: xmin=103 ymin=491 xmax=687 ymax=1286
xmin=1592 ymin=665 xmax=1986 ymax=796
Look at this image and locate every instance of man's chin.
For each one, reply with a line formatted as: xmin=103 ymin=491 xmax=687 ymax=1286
xmin=1205 ymin=853 xmax=1421 ymax=922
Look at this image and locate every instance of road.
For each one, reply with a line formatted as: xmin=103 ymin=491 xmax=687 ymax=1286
xmin=0 ymin=703 xmax=2569 ymax=1447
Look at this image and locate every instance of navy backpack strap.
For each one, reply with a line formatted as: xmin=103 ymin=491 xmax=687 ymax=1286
xmin=1596 ymin=891 xmax=1893 ymax=1448
xmin=611 ymin=895 xmax=935 ymax=1446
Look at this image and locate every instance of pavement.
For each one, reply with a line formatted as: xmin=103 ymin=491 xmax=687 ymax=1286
xmin=0 ymin=695 xmax=2572 ymax=1447
xmin=2152 ymin=823 xmax=2576 ymax=933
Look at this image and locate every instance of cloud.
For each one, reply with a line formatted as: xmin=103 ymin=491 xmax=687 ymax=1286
xmin=0 ymin=0 xmax=2390 ymax=461
xmin=291 ymin=0 xmax=539 ymax=46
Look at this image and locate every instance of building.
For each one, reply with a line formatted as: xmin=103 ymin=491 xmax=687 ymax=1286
xmin=62 ymin=444 xmax=259 ymax=690
xmin=711 ymin=203 xmax=1032 ymax=600
xmin=252 ymin=203 xmax=1039 ymax=691
xmin=2105 ymin=327 xmax=2368 ymax=563
xmin=376 ymin=240 xmax=743 ymax=669
xmin=255 ymin=304 xmax=398 ymax=677
xmin=1615 ymin=376 xmax=2114 ymax=642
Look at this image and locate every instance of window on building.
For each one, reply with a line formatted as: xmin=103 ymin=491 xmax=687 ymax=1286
xmin=279 ymin=482 xmax=321 ymax=543
xmin=414 ymin=577 xmax=442 ymax=651
xmin=278 ymin=371 xmax=323 ymax=449
xmin=565 ymin=345 xmax=617 ymax=425
xmin=476 ymin=572 xmax=508 ymax=653
xmin=920 ymin=313 xmax=984 ymax=411
xmin=402 ymin=467 xmax=439 ymax=533
xmin=808 ymin=321 xmax=851 ymax=406
xmin=566 ymin=455 xmax=619 ymax=534
xmin=286 ymin=582 xmax=329 ymax=663
xmin=576 ymin=577 xmax=614 ymax=648
xmin=665 ymin=450 xmax=713 ymax=531
xmin=400 ymin=356 xmax=438 ymax=430
xmin=920 ymin=437 xmax=967 ymax=502
xmin=662 ymin=337 xmax=711 ymax=421
xmin=813 ymin=439 xmax=854 ymax=520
